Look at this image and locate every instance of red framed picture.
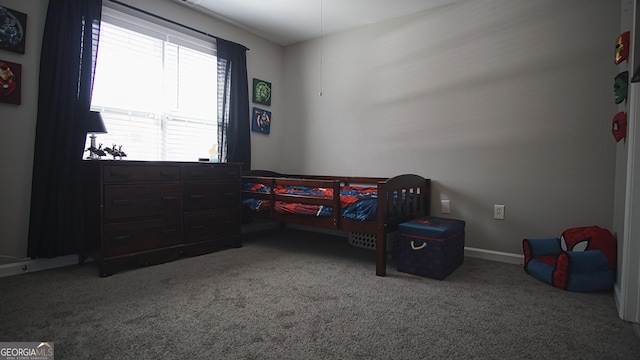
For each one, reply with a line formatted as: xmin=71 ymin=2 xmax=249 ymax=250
xmin=0 ymin=60 xmax=21 ymax=105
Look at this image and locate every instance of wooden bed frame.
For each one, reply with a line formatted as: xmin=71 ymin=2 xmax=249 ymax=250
xmin=241 ymin=170 xmax=431 ymax=276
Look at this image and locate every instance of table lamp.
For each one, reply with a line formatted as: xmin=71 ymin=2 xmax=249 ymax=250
xmin=87 ymin=111 xmax=107 ymax=159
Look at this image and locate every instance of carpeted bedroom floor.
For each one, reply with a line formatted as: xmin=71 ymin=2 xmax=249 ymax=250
xmin=1 ymin=228 xmax=638 ymax=359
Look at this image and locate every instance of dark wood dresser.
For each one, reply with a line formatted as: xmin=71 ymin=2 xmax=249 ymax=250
xmin=81 ymin=160 xmax=242 ymax=276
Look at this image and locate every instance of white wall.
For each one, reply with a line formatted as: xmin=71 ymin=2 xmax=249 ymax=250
xmin=0 ymin=0 xmax=46 ymax=265
xmin=271 ymin=0 xmax=621 ymax=256
xmin=0 ymin=0 xmax=283 ymax=265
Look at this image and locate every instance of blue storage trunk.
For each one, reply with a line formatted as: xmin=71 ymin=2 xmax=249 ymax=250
xmin=396 ymin=216 xmax=465 ymax=280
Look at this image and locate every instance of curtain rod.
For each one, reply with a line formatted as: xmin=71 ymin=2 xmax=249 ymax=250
xmin=107 ymin=0 xmax=249 ymax=50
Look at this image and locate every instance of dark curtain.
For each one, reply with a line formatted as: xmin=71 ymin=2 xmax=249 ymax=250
xmin=27 ymin=0 xmax=102 ymax=258
xmin=217 ymin=38 xmax=251 ymax=170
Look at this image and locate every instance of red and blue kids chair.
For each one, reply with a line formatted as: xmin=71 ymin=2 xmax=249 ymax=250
xmin=523 ymin=226 xmax=616 ymax=292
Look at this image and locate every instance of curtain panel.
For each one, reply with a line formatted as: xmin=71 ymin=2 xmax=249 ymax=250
xmin=28 ymin=0 xmax=102 ymax=258
xmin=216 ymin=38 xmax=251 ymax=170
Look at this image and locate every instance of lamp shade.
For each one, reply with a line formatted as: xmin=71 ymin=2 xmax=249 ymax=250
xmin=87 ymin=111 xmax=107 ymax=134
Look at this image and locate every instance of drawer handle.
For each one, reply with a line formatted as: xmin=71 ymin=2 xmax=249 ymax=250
xmin=161 ymin=196 xmax=178 ymax=201
xmin=112 ymin=235 xmax=132 ymax=242
xmin=161 ymin=228 xmax=178 ymax=233
xmin=160 ymin=171 xmax=175 ymax=176
xmin=411 ymin=241 xmax=427 ymax=250
xmin=190 ymin=225 xmax=205 ymax=230
xmin=224 ymin=192 xmax=238 ymax=197
xmin=112 ymin=199 xmax=131 ymax=206
xmin=190 ymin=194 xmax=205 ymax=199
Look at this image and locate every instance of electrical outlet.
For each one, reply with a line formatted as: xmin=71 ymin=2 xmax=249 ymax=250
xmin=494 ymin=204 xmax=505 ymax=220
xmin=441 ymin=200 xmax=451 ymax=214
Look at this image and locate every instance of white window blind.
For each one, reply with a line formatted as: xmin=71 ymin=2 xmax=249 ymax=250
xmin=88 ymin=7 xmax=218 ymax=161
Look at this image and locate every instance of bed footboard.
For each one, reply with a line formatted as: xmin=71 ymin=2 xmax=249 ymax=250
xmin=375 ymin=174 xmax=431 ymax=276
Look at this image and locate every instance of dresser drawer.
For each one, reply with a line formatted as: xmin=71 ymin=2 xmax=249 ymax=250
xmin=103 ymin=217 xmax=181 ymax=256
xmin=184 ymin=181 xmax=240 ymax=212
xmin=104 ymin=164 xmax=181 ymax=183
xmin=104 ymin=184 xmax=182 ymax=221
xmin=183 ymin=164 xmax=240 ymax=181
xmin=184 ymin=210 xmax=240 ymax=243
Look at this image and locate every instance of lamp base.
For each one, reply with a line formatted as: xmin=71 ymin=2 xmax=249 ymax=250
xmin=87 ymin=134 xmax=99 ymax=160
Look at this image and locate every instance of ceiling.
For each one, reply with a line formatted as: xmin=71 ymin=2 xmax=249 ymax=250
xmin=173 ymin=0 xmax=462 ymax=46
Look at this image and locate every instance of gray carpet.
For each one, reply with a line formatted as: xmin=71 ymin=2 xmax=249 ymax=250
xmin=1 ymin=228 xmax=639 ymax=359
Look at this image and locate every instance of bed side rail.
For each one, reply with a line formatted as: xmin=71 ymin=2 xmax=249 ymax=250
xmin=241 ymin=175 xmax=342 ymax=227
xmin=241 ymin=175 xmax=276 ymax=198
xmin=272 ymin=178 xmax=340 ymax=209
xmin=287 ymin=174 xmax=388 ymax=186
xmin=241 ymin=175 xmax=276 ymax=217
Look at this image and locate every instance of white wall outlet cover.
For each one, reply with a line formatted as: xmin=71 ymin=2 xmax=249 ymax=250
xmin=441 ymin=200 xmax=451 ymax=214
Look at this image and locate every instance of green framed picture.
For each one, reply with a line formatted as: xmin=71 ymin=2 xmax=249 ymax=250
xmin=253 ymin=78 xmax=271 ymax=106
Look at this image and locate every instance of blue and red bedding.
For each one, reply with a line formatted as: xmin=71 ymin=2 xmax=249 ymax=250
xmin=242 ymin=183 xmax=379 ymax=221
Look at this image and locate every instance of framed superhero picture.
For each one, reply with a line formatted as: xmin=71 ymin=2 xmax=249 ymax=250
xmin=253 ymin=78 xmax=271 ymax=106
xmin=0 ymin=60 xmax=21 ymax=105
xmin=615 ymin=31 xmax=630 ymax=65
xmin=252 ymin=107 xmax=271 ymax=134
xmin=0 ymin=6 xmax=28 ymax=54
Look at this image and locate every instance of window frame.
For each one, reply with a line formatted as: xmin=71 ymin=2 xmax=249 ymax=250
xmin=88 ymin=5 xmax=219 ymax=162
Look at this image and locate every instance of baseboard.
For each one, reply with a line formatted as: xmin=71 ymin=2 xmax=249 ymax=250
xmin=464 ymin=247 xmax=524 ymax=265
xmin=286 ymin=224 xmax=349 ymax=237
xmin=0 ymin=255 xmax=80 ymax=278
xmin=267 ymin=225 xmax=525 ymax=265
xmin=241 ymin=220 xmax=280 ymax=234
xmin=243 ymin=222 xmax=350 ymax=238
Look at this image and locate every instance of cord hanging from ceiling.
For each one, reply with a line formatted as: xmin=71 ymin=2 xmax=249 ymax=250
xmin=319 ymin=0 xmax=323 ymax=96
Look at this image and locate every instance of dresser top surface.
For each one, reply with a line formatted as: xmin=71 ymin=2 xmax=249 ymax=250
xmin=82 ymin=160 xmax=241 ymax=167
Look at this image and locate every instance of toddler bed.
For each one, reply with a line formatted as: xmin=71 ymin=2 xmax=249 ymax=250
xmin=241 ymin=170 xmax=431 ymax=276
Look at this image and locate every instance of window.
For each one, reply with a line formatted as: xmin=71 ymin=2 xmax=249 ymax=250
xmin=88 ymin=7 xmax=218 ymax=161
